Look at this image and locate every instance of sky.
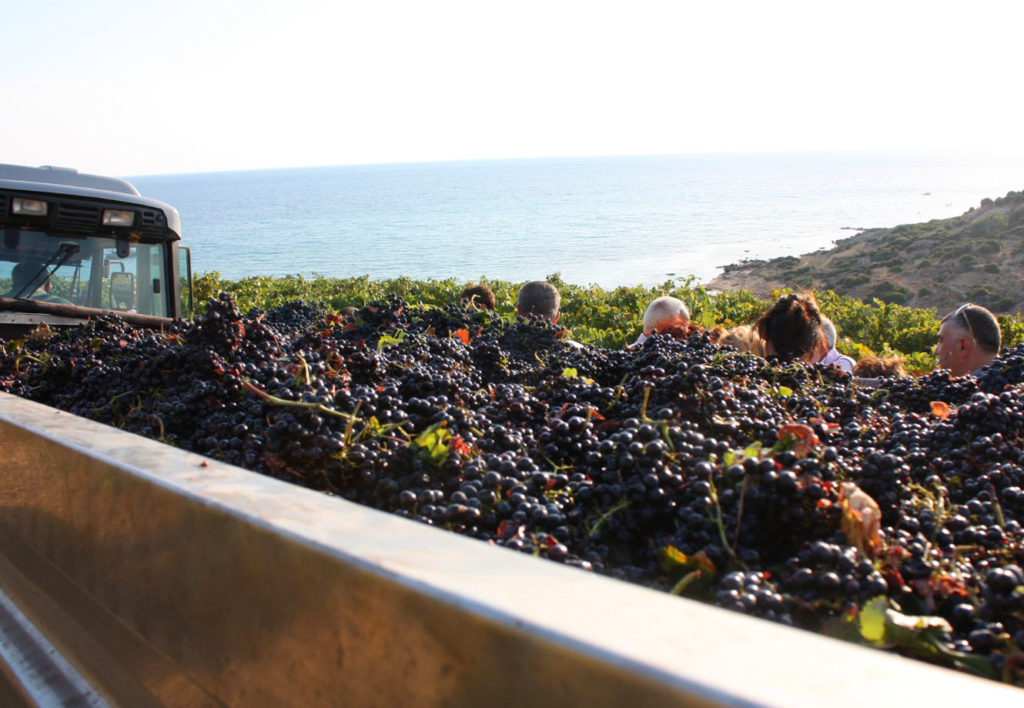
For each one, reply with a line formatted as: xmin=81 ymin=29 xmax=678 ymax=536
xmin=4 ymin=0 xmax=1023 ymax=177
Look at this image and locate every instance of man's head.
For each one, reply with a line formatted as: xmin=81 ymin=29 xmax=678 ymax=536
xmin=461 ymin=283 xmax=496 ymax=311
xmin=8 ymin=262 xmax=48 ymax=296
xmin=935 ymin=303 xmax=1000 ymax=376
xmin=642 ymin=296 xmax=690 ymax=336
xmin=516 ymin=281 xmax=560 ymax=322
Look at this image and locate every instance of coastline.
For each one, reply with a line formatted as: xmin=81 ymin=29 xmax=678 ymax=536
xmin=705 ymin=190 xmax=1024 ymax=315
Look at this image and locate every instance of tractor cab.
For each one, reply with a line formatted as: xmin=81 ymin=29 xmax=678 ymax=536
xmin=0 ymin=164 xmax=192 ymax=337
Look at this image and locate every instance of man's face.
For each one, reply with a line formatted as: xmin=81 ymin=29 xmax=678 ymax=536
xmin=934 ymin=319 xmax=969 ymax=376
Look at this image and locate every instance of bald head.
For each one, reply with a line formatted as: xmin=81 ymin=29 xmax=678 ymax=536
xmin=642 ymin=296 xmax=690 ymax=335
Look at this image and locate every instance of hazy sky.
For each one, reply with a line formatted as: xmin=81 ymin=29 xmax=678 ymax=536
xmin=4 ymin=0 xmax=1023 ymax=176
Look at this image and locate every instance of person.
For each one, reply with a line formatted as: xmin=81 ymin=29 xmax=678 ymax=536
xmin=818 ymin=316 xmax=856 ymax=373
xmin=629 ymin=295 xmax=692 ymax=348
xmin=718 ymin=324 xmax=767 ymax=357
xmin=853 ymin=355 xmax=908 ymax=378
xmin=2 ymin=262 xmax=72 ymax=304
xmin=460 ymin=283 xmax=496 ymax=311
xmin=934 ymin=303 xmax=1000 ymax=377
xmin=516 ymin=280 xmax=584 ymax=348
xmin=754 ymin=292 xmax=829 ymax=363
xmin=516 ymin=281 xmax=561 ymax=322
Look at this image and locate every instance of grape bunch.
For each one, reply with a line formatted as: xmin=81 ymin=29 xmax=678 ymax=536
xmin=4 ymin=293 xmax=1024 ymax=686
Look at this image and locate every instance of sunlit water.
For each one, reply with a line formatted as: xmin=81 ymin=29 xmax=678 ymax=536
xmin=130 ymin=151 xmax=1023 ymax=289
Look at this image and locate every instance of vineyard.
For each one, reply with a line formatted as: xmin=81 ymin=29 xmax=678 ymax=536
xmin=195 ymin=272 xmax=1024 ymax=371
xmin=5 ymin=276 xmax=1024 ymax=686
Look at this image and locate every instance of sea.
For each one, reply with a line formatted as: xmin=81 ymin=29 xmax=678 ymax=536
xmin=128 ymin=151 xmax=1024 ymax=290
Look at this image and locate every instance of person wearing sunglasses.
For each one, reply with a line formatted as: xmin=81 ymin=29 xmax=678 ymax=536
xmin=934 ymin=303 xmax=1001 ymax=377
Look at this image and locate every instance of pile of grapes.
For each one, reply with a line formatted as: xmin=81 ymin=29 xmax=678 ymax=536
xmin=4 ymin=293 xmax=1024 ymax=685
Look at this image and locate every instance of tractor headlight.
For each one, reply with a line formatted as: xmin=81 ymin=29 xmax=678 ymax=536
xmin=11 ymin=197 xmax=49 ymax=216
xmin=102 ymin=209 xmax=136 ymax=226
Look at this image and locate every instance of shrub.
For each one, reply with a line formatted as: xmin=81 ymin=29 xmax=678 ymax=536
xmin=978 ymin=239 xmax=1002 ymax=255
xmin=965 ymin=287 xmax=1016 ymax=314
xmin=991 ymin=296 xmax=1016 ymax=313
xmin=969 ymin=213 xmax=1010 ymax=239
xmin=869 ymin=281 xmax=910 ymax=306
xmin=837 ymin=274 xmax=870 ymax=288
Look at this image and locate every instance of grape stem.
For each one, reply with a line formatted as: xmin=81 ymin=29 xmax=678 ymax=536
xmin=669 ymin=569 xmax=706 ymax=596
xmin=707 ymin=476 xmax=747 ymax=571
xmin=242 ymin=379 xmax=361 ymax=421
xmin=586 ymin=497 xmax=630 ymax=538
xmin=733 ymin=475 xmax=750 ymax=551
xmin=989 ymin=483 xmax=1006 ymax=529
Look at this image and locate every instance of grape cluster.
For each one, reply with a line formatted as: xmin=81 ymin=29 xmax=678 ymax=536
xmin=5 ymin=295 xmax=1024 ymax=685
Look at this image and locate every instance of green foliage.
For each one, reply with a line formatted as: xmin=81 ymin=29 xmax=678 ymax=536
xmin=190 ymin=272 xmax=1024 ymax=369
xmin=837 ymin=274 xmax=870 ymax=289
xmin=968 ymin=212 xmax=1009 ymax=239
xmin=966 ymin=286 xmax=1016 ymax=314
xmin=817 ymin=291 xmax=939 ymax=365
xmin=868 ymin=281 xmax=909 ymax=305
xmin=977 ymin=239 xmax=1002 ymax=255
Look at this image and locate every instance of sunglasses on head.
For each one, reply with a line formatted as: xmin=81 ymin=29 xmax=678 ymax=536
xmin=954 ymin=303 xmax=977 ymax=343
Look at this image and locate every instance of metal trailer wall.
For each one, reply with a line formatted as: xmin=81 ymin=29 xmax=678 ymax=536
xmin=0 ymin=391 xmax=1019 ymax=707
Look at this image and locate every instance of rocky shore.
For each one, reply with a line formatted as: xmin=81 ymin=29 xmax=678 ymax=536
xmin=706 ymin=190 xmax=1024 ymax=314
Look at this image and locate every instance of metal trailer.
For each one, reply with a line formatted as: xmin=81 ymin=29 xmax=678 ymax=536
xmin=0 ymin=391 xmax=1020 ymax=707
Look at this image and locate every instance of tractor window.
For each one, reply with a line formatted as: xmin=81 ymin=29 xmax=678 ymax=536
xmin=102 ymin=242 xmax=168 ymax=317
xmin=178 ymin=246 xmax=193 ymax=318
xmin=2 ymin=230 xmax=171 ymax=317
xmin=1 ymin=245 xmax=89 ymax=306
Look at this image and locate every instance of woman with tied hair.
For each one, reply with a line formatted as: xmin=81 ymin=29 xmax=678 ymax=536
xmin=718 ymin=324 xmax=767 ymax=357
xmin=852 ymin=354 xmax=908 ymax=378
xmin=754 ymin=292 xmax=829 ymax=363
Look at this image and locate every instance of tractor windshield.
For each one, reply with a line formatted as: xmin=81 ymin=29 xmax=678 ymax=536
xmin=1 ymin=230 xmax=171 ymax=317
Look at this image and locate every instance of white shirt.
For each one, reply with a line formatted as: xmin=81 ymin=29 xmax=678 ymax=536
xmin=627 ymin=333 xmax=648 ymax=349
xmin=819 ymin=347 xmax=855 ymax=373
